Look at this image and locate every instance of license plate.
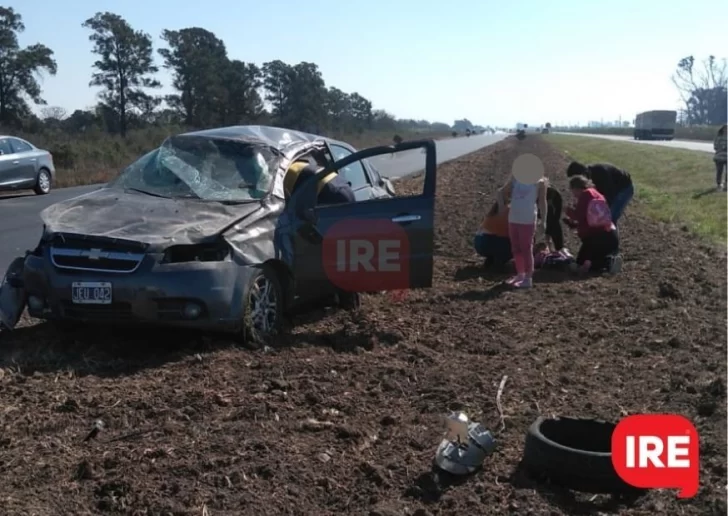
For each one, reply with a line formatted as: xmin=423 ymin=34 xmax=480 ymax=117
xmin=71 ymin=282 xmax=112 ymax=305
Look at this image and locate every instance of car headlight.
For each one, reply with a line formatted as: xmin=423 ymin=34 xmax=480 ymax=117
xmin=161 ymin=242 xmax=231 ymax=264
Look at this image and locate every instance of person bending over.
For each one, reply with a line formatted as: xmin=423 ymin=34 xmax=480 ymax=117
xmin=566 ymin=160 xmax=633 ymax=235
xmin=474 ymin=201 xmax=512 ymax=269
xmin=564 ymin=175 xmax=622 ymax=275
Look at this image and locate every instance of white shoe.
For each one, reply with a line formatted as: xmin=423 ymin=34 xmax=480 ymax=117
xmin=609 ymin=255 xmax=623 ymax=275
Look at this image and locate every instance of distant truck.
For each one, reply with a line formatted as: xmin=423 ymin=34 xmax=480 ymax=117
xmin=633 ymin=110 xmax=677 ymax=141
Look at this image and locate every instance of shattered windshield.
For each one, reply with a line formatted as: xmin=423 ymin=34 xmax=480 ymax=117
xmin=109 ymin=135 xmax=280 ymax=202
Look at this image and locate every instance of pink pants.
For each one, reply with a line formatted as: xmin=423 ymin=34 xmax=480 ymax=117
xmin=509 ymin=222 xmax=536 ymax=276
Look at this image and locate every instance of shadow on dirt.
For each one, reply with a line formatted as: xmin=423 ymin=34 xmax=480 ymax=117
xmin=453 ymin=264 xmax=513 ymax=283
xmin=692 ymin=187 xmax=723 ymax=200
xmin=508 ymin=462 xmax=645 ymax=515
xmin=454 ymin=264 xmax=582 ymax=287
xmin=404 ymin=467 xmax=472 ymax=504
xmin=0 ymin=302 xmax=367 ymax=378
xmin=447 ymin=285 xmax=510 ymax=302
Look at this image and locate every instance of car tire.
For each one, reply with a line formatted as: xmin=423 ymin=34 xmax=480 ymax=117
xmin=34 ymin=168 xmax=52 ymax=195
xmin=241 ymin=265 xmax=284 ymax=348
xmin=520 ymin=416 xmax=643 ymax=494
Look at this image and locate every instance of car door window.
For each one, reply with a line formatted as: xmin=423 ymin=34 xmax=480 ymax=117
xmin=329 ymin=144 xmax=370 ymax=191
xmin=0 ymin=139 xmax=13 ymax=156
xmin=8 ymin=138 xmax=32 ymax=153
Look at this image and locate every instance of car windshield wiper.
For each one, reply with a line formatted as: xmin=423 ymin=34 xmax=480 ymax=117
xmin=125 ymin=187 xmax=171 ymax=199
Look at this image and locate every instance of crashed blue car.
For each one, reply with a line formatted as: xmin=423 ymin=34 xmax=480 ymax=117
xmin=0 ymin=125 xmax=437 ymax=343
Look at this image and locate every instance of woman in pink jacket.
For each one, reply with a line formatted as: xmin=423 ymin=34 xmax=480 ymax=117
xmin=564 ymin=175 xmax=622 ymax=275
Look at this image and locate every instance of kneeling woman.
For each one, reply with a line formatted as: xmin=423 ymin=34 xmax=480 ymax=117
xmin=564 ymin=175 xmax=623 ymax=274
xmin=474 ymin=202 xmax=512 ymax=268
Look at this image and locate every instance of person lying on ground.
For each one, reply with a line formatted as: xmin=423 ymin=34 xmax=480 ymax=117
xmin=284 ymin=161 xmax=356 ymax=205
xmin=564 ymin=175 xmax=622 ymax=275
xmin=566 ymin=160 xmax=633 ymax=234
xmin=533 ymin=241 xmax=575 ymax=271
xmin=713 ymin=124 xmax=727 ymax=191
xmin=474 ymin=201 xmax=512 ymax=269
xmin=497 ymin=172 xmax=548 ymax=289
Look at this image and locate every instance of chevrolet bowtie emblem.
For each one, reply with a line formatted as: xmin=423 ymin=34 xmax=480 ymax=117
xmin=87 ymin=248 xmax=103 ymax=261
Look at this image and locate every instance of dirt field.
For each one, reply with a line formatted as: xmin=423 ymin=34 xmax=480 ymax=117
xmin=0 ymin=136 xmax=726 ymax=515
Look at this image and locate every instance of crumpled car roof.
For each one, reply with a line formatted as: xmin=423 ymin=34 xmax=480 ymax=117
xmin=182 ymin=125 xmax=346 ymax=156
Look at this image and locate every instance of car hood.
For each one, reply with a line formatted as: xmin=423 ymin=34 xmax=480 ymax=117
xmin=40 ymin=187 xmax=263 ymax=246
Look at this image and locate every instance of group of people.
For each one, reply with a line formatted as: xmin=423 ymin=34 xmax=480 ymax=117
xmin=474 ymin=160 xmax=634 ymax=289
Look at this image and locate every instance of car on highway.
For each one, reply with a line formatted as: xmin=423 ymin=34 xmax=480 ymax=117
xmin=0 ymin=135 xmax=56 ymax=195
xmin=0 ymin=125 xmax=437 ymax=344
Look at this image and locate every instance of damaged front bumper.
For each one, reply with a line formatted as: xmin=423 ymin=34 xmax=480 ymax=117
xmin=0 ymin=256 xmax=29 ymax=331
xmin=0 ymin=247 xmax=258 ymax=333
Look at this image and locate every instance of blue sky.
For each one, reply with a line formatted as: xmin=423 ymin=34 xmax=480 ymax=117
xmin=15 ymin=0 xmax=728 ymax=127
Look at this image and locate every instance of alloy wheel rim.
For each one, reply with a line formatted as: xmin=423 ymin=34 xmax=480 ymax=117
xmin=250 ymin=276 xmax=277 ymax=335
xmin=39 ymin=172 xmax=50 ymax=192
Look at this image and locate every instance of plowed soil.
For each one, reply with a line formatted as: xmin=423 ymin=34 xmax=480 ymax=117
xmin=1 ymin=136 xmax=726 ymax=516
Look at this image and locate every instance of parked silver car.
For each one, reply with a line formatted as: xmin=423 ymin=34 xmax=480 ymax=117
xmin=0 ymin=136 xmax=56 ymax=195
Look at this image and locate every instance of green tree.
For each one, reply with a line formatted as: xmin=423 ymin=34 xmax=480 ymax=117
xmin=83 ymin=12 xmax=160 ymax=136
xmin=218 ymin=59 xmax=264 ymax=125
xmin=672 ymin=55 xmax=728 ymax=125
xmin=262 ymin=60 xmax=294 ymax=123
xmin=262 ymin=61 xmax=328 ymax=131
xmin=347 ymin=92 xmax=373 ymax=132
xmin=0 ymin=7 xmax=57 ymax=125
xmin=324 ymin=87 xmax=351 ymax=131
xmin=159 ymin=27 xmax=228 ymax=127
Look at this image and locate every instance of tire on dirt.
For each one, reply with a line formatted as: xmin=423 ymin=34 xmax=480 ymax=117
xmin=241 ymin=264 xmax=284 ymax=348
xmin=520 ymin=416 xmax=643 ymax=494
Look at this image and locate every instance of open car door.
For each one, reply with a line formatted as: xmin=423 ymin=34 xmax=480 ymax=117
xmin=289 ymin=139 xmax=437 ymax=295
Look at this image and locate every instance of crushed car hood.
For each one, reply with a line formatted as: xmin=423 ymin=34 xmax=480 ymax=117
xmin=40 ymin=187 xmax=263 ymax=246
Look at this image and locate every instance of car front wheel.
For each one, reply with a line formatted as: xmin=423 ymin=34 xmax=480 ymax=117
xmin=242 ymin=265 xmax=283 ymax=347
xmin=34 ymin=169 xmax=52 ymax=195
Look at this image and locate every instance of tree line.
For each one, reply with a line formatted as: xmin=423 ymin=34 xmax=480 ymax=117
xmin=0 ymin=7 xmax=468 ymax=138
xmin=672 ymin=55 xmax=727 ymax=126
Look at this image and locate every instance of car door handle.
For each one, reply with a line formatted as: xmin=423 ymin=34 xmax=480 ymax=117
xmin=12 ymin=160 xmax=19 ymax=164
xmin=391 ymin=214 xmax=421 ymax=224
xmin=29 ymin=158 xmax=36 ymax=161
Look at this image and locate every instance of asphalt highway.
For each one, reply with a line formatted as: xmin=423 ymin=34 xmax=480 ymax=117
xmin=554 ymin=132 xmax=713 ymax=153
xmin=0 ymin=133 xmax=508 ymax=272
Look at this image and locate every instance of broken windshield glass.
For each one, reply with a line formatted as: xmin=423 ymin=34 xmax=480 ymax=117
xmin=108 ymin=135 xmax=280 ymax=202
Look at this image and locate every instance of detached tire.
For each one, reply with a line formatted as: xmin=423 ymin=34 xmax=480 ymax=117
xmin=241 ymin=265 xmax=284 ymax=348
xmin=521 ymin=416 xmax=640 ymax=494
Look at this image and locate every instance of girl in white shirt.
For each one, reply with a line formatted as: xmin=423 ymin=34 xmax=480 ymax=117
xmin=497 ymin=174 xmax=548 ymax=288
